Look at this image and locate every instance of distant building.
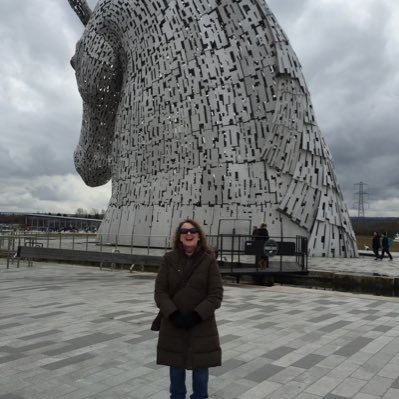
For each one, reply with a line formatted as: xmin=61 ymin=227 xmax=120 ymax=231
xmin=0 ymin=212 xmax=101 ymax=232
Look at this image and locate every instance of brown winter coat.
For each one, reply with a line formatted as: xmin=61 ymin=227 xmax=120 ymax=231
xmin=154 ymin=248 xmax=223 ymax=369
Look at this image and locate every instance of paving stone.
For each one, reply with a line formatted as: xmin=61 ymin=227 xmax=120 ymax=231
xmin=291 ymin=354 xmax=326 ymax=369
xmin=334 ymin=337 xmax=374 ymax=357
xmin=305 ymin=375 xmax=344 ymax=396
xmin=319 ymin=321 xmax=352 ymax=333
xmin=324 ymin=394 xmax=349 ymax=399
xmin=360 ymin=375 xmax=394 ymax=396
xmin=308 ymin=314 xmax=339 ymax=323
xmin=331 ymin=377 xmax=368 ymax=397
xmin=41 ymin=352 xmax=96 ymax=370
xmin=0 ymin=323 xmax=21 ymax=331
xmin=237 ymin=379 xmax=281 ymax=399
xmin=211 ymin=358 xmax=246 ymax=376
xmin=294 ymin=394 xmax=323 ymax=399
xmin=17 ymin=329 xmax=62 ymax=340
xmin=265 ymin=380 xmax=309 ymax=398
xmin=391 ymin=376 xmax=399 ymax=389
xmin=245 ymin=363 xmax=285 ymax=382
xmin=264 ymin=345 xmax=296 ymax=360
xmin=352 ymin=393 xmax=380 ymax=399
xmin=382 ymin=388 xmax=399 ymax=399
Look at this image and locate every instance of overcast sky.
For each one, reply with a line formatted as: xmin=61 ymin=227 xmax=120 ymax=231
xmin=0 ymin=0 xmax=398 ymax=217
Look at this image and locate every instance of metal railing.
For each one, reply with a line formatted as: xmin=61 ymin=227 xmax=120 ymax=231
xmin=1 ymin=231 xmax=171 ymax=269
xmin=1 ymin=231 xmax=308 ymax=272
xmin=216 ymin=234 xmax=308 ymax=273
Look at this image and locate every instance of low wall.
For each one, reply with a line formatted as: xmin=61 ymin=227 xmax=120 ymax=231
xmin=273 ymin=271 xmax=399 ymax=297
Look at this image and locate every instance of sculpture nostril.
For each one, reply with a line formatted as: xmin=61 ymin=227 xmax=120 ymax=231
xmin=70 ymin=56 xmax=76 ymax=70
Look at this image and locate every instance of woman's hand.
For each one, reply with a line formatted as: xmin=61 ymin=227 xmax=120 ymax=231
xmin=183 ymin=311 xmax=202 ymax=329
xmin=169 ymin=310 xmax=187 ymax=329
xmin=169 ymin=310 xmax=202 ymax=329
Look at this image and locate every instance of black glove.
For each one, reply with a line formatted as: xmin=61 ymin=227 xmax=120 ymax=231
xmin=169 ymin=310 xmax=186 ymax=329
xmin=183 ymin=311 xmax=202 ymax=329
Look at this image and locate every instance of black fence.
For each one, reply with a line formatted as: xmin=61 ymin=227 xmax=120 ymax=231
xmin=214 ymin=234 xmax=308 ymax=276
xmin=3 ymin=231 xmax=307 ymax=277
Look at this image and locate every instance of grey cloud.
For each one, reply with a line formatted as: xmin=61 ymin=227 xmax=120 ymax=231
xmin=0 ymin=104 xmax=81 ymax=178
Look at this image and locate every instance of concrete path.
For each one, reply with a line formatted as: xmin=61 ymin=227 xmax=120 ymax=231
xmin=1 ymin=257 xmax=399 ymax=399
xmin=308 ymin=253 xmax=397 ymax=277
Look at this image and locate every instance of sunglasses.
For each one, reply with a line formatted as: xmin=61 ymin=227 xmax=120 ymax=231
xmin=179 ymin=227 xmax=199 ymax=235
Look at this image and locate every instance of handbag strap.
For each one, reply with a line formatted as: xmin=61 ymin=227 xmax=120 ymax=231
xmin=171 ymin=251 xmax=205 ymax=298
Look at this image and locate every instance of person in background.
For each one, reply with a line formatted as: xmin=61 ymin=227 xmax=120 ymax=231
xmin=371 ymin=231 xmax=381 ymax=260
xmin=254 ymin=223 xmax=270 ymax=269
xmin=251 ymin=226 xmax=258 ymax=239
xmin=380 ymin=232 xmax=393 ymax=261
xmin=154 ymin=219 xmax=223 ymax=399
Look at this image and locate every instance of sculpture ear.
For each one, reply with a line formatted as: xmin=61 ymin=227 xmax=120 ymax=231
xmin=67 ymin=0 xmax=93 ymax=26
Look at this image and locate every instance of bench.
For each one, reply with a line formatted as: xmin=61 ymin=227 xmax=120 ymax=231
xmin=16 ymin=246 xmax=162 ymax=269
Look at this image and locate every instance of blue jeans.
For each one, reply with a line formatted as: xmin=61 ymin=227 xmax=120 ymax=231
xmin=170 ymin=367 xmax=209 ymax=399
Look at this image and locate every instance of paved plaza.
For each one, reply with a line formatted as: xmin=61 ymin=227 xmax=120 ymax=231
xmin=1 ymin=256 xmax=399 ymax=399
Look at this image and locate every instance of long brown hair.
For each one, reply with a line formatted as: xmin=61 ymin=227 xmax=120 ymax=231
xmin=172 ymin=219 xmax=214 ymax=254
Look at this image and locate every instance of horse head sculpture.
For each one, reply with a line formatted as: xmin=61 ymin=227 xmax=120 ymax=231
xmin=68 ymin=0 xmax=358 ymax=257
xmin=69 ymin=0 xmax=122 ymax=187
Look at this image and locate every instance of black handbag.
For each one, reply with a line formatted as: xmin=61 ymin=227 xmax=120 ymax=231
xmin=151 ymin=311 xmax=162 ymax=331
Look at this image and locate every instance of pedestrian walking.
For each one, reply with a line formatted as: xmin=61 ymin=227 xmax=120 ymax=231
xmin=380 ymin=232 xmax=393 ymax=260
xmin=371 ymin=231 xmax=381 ymax=260
xmin=154 ymin=219 xmax=223 ymax=399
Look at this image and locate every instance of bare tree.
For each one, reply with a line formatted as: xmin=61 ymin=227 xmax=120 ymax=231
xmin=75 ymin=208 xmax=86 ymax=216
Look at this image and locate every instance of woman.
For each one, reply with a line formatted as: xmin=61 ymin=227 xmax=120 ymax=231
xmin=154 ymin=219 xmax=223 ymax=399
